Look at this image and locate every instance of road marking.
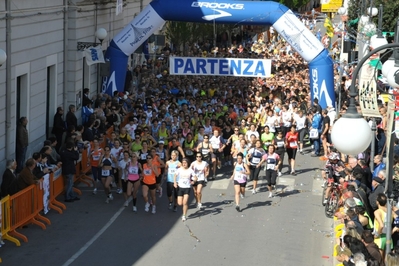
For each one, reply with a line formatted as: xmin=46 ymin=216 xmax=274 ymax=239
xmin=61 ymin=199 xmax=130 ymax=266
xmin=312 ymin=178 xmax=324 ymax=196
xmin=209 ymin=177 xmax=231 ymax=190
xmin=276 ymin=177 xmax=295 ymax=192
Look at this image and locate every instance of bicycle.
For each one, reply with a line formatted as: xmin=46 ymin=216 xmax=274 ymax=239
xmin=325 ymin=182 xmax=341 ymax=218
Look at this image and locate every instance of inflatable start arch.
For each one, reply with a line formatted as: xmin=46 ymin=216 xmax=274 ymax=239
xmin=103 ymin=0 xmax=335 ymax=108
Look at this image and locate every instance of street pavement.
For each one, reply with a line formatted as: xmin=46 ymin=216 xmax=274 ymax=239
xmin=1 ymin=147 xmax=335 ymax=266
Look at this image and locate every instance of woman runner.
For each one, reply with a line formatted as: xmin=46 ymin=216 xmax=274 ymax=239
xmin=246 ymin=140 xmax=266 ymax=194
xmin=259 ymin=145 xmax=281 ymax=198
xmin=165 ymin=150 xmax=181 ymax=212
xmin=174 ymin=158 xmax=195 ymax=221
xmin=285 ymin=125 xmax=299 ymax=175
xmin=99 ymin=146 xmax=114 ymax=203
xmin=125 ymin=152 xmax=142 ymax=212
xmin=190 ymin=152 xmax=209 ymax=210
xmin=141 ymin=154 xmax=160 ymax=214
xmin=230 ymin=152 xmax=250 ymax=212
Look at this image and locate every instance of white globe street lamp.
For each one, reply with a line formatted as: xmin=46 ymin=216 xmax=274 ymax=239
xmin=95 ymin=28 xmax=108 ymax=44
xmin=0 ymin=48 xmax=6 ymax=67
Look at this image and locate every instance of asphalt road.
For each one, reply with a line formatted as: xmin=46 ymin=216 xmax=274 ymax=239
xmin=1 ymin=147 xmax=335 ymax=266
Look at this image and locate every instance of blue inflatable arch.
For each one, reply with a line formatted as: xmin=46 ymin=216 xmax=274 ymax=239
xmin=104 ymin=0 xmax=335 ymax=108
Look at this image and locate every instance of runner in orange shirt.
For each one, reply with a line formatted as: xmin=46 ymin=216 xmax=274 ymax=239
xmin=89 ymin=138 xmax=103 ymax=195
xmin=141 ymin=155 xmax=160 ymax=214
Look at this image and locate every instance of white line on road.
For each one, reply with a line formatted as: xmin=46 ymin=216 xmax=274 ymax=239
xmin=312 ymin=177 xmax=324 ymax=196
xmin=62 ymin=199 xmax=130 ymax=266
xmin=209 ymin=177 xmax=231 ymax=190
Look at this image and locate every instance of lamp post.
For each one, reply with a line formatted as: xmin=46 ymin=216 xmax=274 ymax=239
xmin=77 ymin=28 xmax=107 ymax=51
xmin=333 ymin=22 xmax=399 ymax=255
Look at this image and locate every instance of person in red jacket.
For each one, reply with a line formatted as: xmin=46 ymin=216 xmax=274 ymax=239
xmin=285 ymin=125 xmax=299 ymax=176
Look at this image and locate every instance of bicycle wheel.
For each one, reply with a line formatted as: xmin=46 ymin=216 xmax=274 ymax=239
xmin=321 ymin=180 xmax=327 ymax=206
xmin=324 ymin=192 xmax=337 ymax=218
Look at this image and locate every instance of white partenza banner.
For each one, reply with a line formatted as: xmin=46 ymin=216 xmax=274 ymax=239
xmin=170 ymin=57 xmax=272 ymax=77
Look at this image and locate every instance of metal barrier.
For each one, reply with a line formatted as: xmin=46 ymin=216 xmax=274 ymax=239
xmin=48 ymin=170 xmax=66 ymax=214
xmin=1 ymin=195 xmax=20 ymax=246
xmin=8 ymin=185 xmax=47 ymax=243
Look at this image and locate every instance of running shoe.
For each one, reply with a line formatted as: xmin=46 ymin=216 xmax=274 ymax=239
xmin=133 ymin=206 xmax=137 ymax=212
xmin=252 ymin=189 xmax=256 ymax=195
xmin=228 ymin=161 xmax=232 ymax=166
xmin=124 ymin=200 xmax=129 ymax=207
xmin=152 ymin=205 xmax=156 ymax=214
xmin=235 ymin=205 xmax=240 ymax=212
xmin=217 ymin=163 xmax=221 ymax=169
xmin=197 ymin=203 xmax=202 ymax=210
xmin=173 ymin=206 xmax=177 ymax=212
xmin=268 ymin=192 xmax=273 ymax=198
xmin=108 ymin=193 xmax=114 ymax=200
xmin=111 ymin=181 xmax=116 ymax=188
xmin=105 ymin=198 xmax=110 ymax=203
xmin=158 ymin=187 xmax=163 ymax=198
xmin=323 ymin=199 xmax=328 ymax=205
xmin=278 ymin=172 xmax=282 ymax=177
xmin=240 ymin=193 xmax=244 ymax=199
xmin=92 ymin=188 xmax=97 ymax=195
xmin=168 ymin=203 xmax=173 ymax=210
xmin=145 ymin=202 xmax=150 ymax=212
xmin=291 ymin=172 xmax=297 ymax=176
xmin=116 ymin=188 xmax=123 ymax=194
xmin=182 ymin=215 xmax=187 ymax=221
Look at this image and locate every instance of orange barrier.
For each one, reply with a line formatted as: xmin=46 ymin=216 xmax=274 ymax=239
xmin=1 ymin=195 xmax=20 ymax=246
xmin=35 ymin=180 xmax=51 ymax=226
xmin=48 ymin=170 xmax=66 ymax=214
xmin=7 ymin=184 xmax=48 ymax=243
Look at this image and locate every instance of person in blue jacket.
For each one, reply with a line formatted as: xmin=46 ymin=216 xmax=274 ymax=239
xmin=310 ymin=107 xmax=323 ymax=157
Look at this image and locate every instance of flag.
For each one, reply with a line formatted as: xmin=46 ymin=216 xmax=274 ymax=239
xmin=324 ymin=17 xmax=334 ymax=38
xmin=84 ymin=46 xmax=105 ymax=66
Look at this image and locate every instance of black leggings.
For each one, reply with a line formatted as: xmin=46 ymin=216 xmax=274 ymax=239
xmin=166 ymin=182 xmax=178 ymax=199
xmin=249 ymin=165 xmax=261 ymax=181
xmin=265 ymin=170 xmax=277 ymax=186
xmin=276 ymin=151 xmax=285 ymax=172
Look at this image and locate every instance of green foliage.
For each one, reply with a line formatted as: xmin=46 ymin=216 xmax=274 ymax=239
xmin=372 ymin=1 xmax=399 ymax=32
xmin=347 ymin=0 xmax=399 ymax=35
xmin=278 ymin=0 xmax=311 ymax=10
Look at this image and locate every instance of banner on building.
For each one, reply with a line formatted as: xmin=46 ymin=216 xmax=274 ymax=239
xmin=358 ymin=58 xmax=381 ymax=117
xmin=42 ymin=174 xmax=50 ymax=215
xmin=84 ymin=46 xmax=105 ymax=66
xmin=116 ymin=0 xmax=123 ymax=16
xmin=321 ymin=0 xmax=343 ymax=12
xmin=170 ymin=57 xmax=272 ymax=77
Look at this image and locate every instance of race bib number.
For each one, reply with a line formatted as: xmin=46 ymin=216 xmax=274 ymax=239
xmin=267 ymin=164 xmax=275 ymax=170
xmin=277 ymin=141 xmax=284 ymax=147
xmin=182 ymin=178 xmax=190 ymax=186
xmin=102 ymin=169 xmax=110 ymax=176
xmin=129 ymin=167 xmax=138 ymax=175
xmin=297 ymin=121 xmax=304 ymax=128
xmin=169 ymin=168 xmax=176 ymax=175
xmin=290 ymin=141 xmax=297 ymax=148
xmin=93 ymin=155 xmax=100 ymax=160
xmin=144 ymin=169 xmax=151 ymax=175
xmin=141 ymin=154 xmax=147 ymax=160
xmin=202 ymin=149 xmax=209 ymax=155
xmin=252 ymin=157 xmax=260 ymax=164
xmin=157 ymin=152 xmax=164 ymax=159
xmin=186 ymin=149 xmax=194 ymax=156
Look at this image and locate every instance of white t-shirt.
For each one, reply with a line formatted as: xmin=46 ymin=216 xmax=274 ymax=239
xmin=176 ymin=168 xmax=194 ymax=188
xmin=245 ymin=130 xmax=259 ymax=141
xmin=190 ymin=161 xmax=208 ymax=181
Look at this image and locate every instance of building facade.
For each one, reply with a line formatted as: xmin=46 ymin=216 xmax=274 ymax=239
xmin=0 ymin=0 xmax=150 ymax=173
